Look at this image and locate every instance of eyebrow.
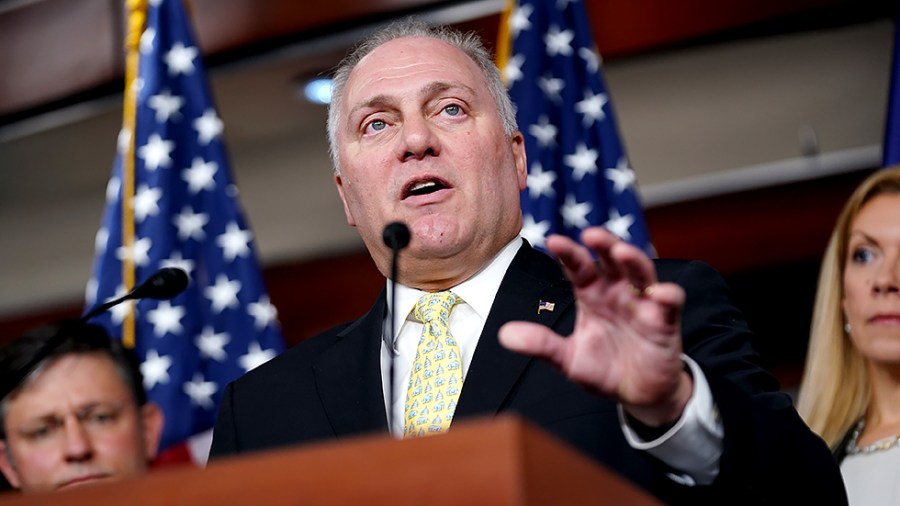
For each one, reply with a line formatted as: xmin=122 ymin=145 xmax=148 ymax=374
xmin=848 ymin=230 xmax=879 ymax=245
xmin=18 ymin=401 xmax=126 ymax=424
xmin=347 ymin=80 xmax=478 ymax=119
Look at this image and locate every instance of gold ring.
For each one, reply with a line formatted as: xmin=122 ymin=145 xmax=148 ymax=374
xmin=630 ymin=284 xmax=656 ymax=297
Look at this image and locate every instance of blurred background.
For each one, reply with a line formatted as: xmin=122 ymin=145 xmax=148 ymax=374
xmin=0 ymin=0 xmax=896 ymax=387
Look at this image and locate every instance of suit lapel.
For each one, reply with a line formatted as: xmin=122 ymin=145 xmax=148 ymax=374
xmin=455 ymin=242 xmax=574 ymax=419
xmin=312 ymin=291 xmax=390 ymax=437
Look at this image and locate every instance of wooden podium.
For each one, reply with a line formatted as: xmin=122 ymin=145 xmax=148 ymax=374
xmin=0 ymin=415 xmax=660 ymax=505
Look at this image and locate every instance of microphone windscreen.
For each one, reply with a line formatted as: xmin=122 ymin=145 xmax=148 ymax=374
xmin=133 ymin=267 xmax=190 ymax=300
xmin=383 ymin=222 xmax=410 ymax=250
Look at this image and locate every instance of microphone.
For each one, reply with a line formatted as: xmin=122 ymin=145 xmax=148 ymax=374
xmin=0 ymin=268 xmax=190 ymax=401
xmin=383 ymin=222 xmax=410 ymax=252
xmin=382 ymin=221 xmax=410 ymax=435
xmin=81 ymin=267 xmax=190 ymax=322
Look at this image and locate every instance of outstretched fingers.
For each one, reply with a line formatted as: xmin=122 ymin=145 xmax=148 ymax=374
xmin=581 ymin=228 xmax=656 ymax=291
xmin=545 ymin=234 xmax=604 ymax=287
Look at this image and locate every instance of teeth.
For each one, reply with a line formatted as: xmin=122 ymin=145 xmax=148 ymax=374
xmin=411 ymin=181 xmax=437 ymax=192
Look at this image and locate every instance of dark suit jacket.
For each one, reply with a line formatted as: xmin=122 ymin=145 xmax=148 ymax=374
xmin=210 ymin=242 xmax=846 ymax=504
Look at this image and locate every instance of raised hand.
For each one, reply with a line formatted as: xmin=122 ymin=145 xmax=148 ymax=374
xmin=498 ymin=227 xmax=693 ymax=426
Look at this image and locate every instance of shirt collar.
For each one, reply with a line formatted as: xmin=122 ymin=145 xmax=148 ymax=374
xmin=383 ymin=236 xmax=524 ymax=350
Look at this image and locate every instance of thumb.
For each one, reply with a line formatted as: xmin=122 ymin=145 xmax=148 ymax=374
xmin=498 ymin=321 xmax=566 ymax=363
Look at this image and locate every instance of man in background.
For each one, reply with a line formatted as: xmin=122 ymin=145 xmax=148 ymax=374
xmin=0 ymin=320 xmax=163 ymax=493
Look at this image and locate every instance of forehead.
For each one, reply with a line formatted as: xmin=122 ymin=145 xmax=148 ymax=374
xmin=5 ymin=354 xmax=130 ymax=420
xmin=852 ymin=194 xmax=900 ymax=232
xmin=343 ymin=36 xmax=487 ymax=107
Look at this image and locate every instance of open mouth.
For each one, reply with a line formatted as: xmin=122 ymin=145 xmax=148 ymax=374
xmin=402 ymin=177 xmax=450 ymax=199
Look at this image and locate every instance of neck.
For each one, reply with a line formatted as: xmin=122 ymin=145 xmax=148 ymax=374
xmin=866 ymin=362 xmax=900 ymax=427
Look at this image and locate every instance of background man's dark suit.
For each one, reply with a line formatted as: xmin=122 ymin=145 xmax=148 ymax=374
xmin=210 ymin=242 xmax=844 ymax=504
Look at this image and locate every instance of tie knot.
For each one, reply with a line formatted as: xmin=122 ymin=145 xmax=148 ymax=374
xmin=414 ymin=291 xmax=460 ymax=325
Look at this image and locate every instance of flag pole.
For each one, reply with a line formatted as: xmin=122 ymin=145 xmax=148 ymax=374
xmin=120 ymin=0 xmax=147 ymax=348
xmin=495 ymin=0 xmax=515 ymax=79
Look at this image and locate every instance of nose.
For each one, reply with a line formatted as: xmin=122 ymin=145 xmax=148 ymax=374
xmin=397 ymin=115 xmax=440 ymax=162
xmin=873 ymin=252 xmax=900 ymax=295
xmin=62 ymin=417 xmax=94 ymax=463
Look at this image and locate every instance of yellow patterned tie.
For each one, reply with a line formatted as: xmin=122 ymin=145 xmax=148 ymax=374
xmin=404 ymin=291 xmax=463 ymax=438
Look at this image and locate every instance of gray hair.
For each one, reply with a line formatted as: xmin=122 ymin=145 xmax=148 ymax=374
xmin=326 ymin=18 xmax=518 ymax=174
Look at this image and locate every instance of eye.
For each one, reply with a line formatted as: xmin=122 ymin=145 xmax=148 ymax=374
xmin=20 ymin=420 xmax=61 ymax=441
xmin=851 ymin=246 xmax=876 ymax=264
xmin=364 ymin=119 xmax=387 ymax=134
xmin=442 ymin=104 xmax=462 ymax=117
xmin=79 ymin=404 xmax=123 ymax=428
xmin=25 ymin=426 xmax=51 ymax=440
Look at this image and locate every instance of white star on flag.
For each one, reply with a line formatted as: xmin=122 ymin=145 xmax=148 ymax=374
xmin=574 ymin=90 xmax=607 ymax=127
xmin=526 ymin=162 xmax=556 ymax=198
xmin=183 ymin=157 xmax=218 ymax=194
xmin=115 ymin=237 xmax=152 ymax=267
xmin=133 ymin=184 xmax=162 ymax=222
xmin=142 ymin=349 xmax=172 ymax=390
xmin=606 ymin=157 xmax=636 ymax=193
xmin=564 ymin=143 xmax=598 ymax=181
xmin=248 ymin=296 xmax=279 ymax=330
xmin=117 ymin=129 xmax=131 ymax=154
xmin=528 ymin=115 xmax=558 ymax=148
xmin=204 ymin=274 xmax=241 ymax=313
xmin=148 ymin=90 xmax=184 ymax=122
xmin=544 ymin=25 xmax=574 ymax=57
xmin=196 ymin=326 xmax=230 ymax=362
xmin=146 ymin=300 xmax=186 ymax=337
xmin=579 ymin=47 xmax=601 ymax=72
xmin=217 ymin=221 xmax=252 ymax=261
xmin=94 ymin=228 xmax=109 ymax=255
xmin=504 ymin=54 xmax=525 ymax=85
xmin=183 ymin=373 xmax=217 ymax=409
xmin=509 ymin=4 xmax=533 ymax=37
xmin=165 ymin=42 xmax=198 ymax=76
xmin=239 ymin=342 xmax=278 ymax=372
xmin=604 ymin=208 xmax=635 ymax=241
xmin=174 ymin=206 xmax=209 ymax=241
xmin=139 ymin=27 xmax=156 ymax=54
xmin=137 ymin=133 xmax=175 ymax=170
xmin=538 ymin=74 xmax=565 ymax=102
xmin=106 ymin=176 xmax=121 ymax=201
xmin=193 ymin=109 xmax=224 ymax=145
xmin=561 ymin=195 xmax=592 ymax=229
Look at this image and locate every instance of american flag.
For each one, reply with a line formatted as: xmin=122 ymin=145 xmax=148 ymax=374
xmin=86 ymin=0 xmax=284 ymax=463
xmin=883 ymin=2 xmax=900 ymax=167
xmin=500 ymin=0 xmax=654 ymax=255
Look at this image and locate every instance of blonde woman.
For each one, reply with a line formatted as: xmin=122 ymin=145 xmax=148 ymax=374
xmin=798 ymin=166 xmax=900 ymax=504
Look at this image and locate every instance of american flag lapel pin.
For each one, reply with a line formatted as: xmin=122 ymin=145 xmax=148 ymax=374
xmin=538 ymin=300 xmax=555 ymax=314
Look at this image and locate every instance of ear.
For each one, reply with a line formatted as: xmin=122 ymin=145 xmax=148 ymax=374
xmin=511 ymin=132 xmax=528 ymax=192
xmin=140 ymin=403 xmax=165 ymax=460
xmin=334 ymin=175 xmax=357 ymax=227
xmin=0 ymin=440 xmax=21 ymax=489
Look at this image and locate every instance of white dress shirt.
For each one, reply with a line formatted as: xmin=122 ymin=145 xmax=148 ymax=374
xmin=380 ymin=236 xmax=723 ymax=485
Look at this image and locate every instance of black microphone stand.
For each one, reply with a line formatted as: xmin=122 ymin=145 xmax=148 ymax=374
xmin=382 ymin=222 xmax=410 ymax=435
